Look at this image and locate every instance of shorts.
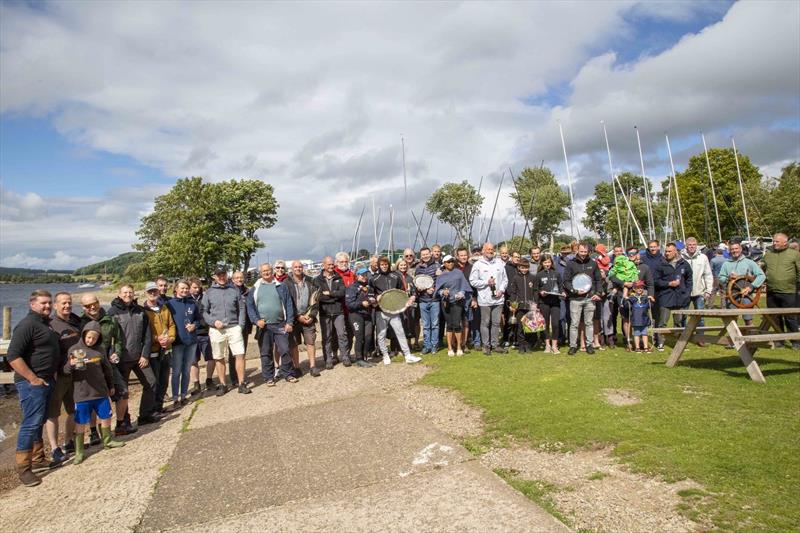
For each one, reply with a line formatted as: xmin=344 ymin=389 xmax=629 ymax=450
xmin=74 ymin=397 xmax=113 ymax=425
xmin=632 ymin=326 xmax=649 ymax=337
xmin=46 ymin=373 xmax=75 ymax=418
xmin=209 ymin=325 xmax=245 ymax=359
xmin=290 ymin=321 xmax=317 ymax=347
xmin=196 ymin=335 xmax=212 ymax=362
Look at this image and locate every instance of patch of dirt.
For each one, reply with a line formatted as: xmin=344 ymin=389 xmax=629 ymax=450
xmin=396 ymin=383 xmax=484 ymax=440
xmin=602 ymin=388 xmax=642 ymax=406
xmin=480 ymin=443 xmax=707 ymax=532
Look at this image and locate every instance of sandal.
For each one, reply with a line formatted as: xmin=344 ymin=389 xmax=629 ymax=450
xmin=266 ymin=379 xmax=276 ymax=387
xmin=285 ymin=375 xmax=298 ymax=384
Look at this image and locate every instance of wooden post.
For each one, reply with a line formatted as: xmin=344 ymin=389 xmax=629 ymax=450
xmin=2 ymin=306 xmax=10 ymax=340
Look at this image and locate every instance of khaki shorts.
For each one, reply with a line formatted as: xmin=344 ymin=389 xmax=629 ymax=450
xmin=209 ymin=325 xmax=245 ymax=359
xmin=47 ymin=373 xmax=75 ymax=418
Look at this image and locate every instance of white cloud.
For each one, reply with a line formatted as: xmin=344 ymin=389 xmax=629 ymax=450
xmin=0 ymin=1 xmax=798 ymax=267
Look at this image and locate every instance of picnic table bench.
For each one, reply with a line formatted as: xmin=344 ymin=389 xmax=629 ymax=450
xmin=653 ymin=307 xmax=800 ymax=383
xmin=0 ymin=339 xmax=14 ymax=385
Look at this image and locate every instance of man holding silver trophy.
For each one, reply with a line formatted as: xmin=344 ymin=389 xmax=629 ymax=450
xmin=563 ymin=243 xmax=603 ymax=355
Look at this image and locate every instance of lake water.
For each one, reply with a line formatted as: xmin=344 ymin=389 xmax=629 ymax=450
xmin=0 ymin=283 xmax=99 ymax=332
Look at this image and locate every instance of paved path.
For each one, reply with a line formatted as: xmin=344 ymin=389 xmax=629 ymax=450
xmin=1 ymin=360 xmax=568 ymax=532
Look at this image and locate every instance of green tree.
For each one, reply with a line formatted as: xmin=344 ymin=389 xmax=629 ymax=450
xmin=582 ymin=172 xmax=660 ymax=246
xmin=674 ymin=148 xmax=768 ymax=242
xmin=425 ymin=181 xmax=483 ymax=247
xmin=135 ymin=177 xmax=279 ymax=278
xmin=510 ymin=167 xmax=570 ymax=245
xmin=762 ymin=162 xmax=800 ymax=236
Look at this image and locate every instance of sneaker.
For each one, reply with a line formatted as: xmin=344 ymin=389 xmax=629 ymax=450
xmin=383 ymin=355 xmax=392 ymax=365
xmin=483 ymin=346 xmax=491 ymax=356
xmin=447 ymin=350 xmax=455 ymax=357
xmin=586 ymin=346 xmax=595 ymax=355
xmin=189 ymin=383 xmax=202 ymax=396
xmin=293 ymin=367 xmax=303 ymax=378
xmin=405 ymin=354 xmax=422 ymax=364
xmin=420 ymin=347 xmax=431 ymax=355
xmin=51 ymin=447 xmax=67 ymax=466
xmin=568 ymin=347 xmax=578 ymax=355
xmin=657 ymin=344 xmax=665 ymax=352
xmin=266 ymin=379 xmax=276 ymax=387
xmin=238 ymin=384 xmax=251 ymax=394
xmin=310 ymin=367 xmax=321 ymax=377
xmin=114 ymin=424 xmax=128 ymax=437
xmin=456 ymin=350 xmax=464 ymax=357
xmin=342 ymin=357 xmax=352 ymax=367
xmin=123 ymin=420 xmax=138 ymax=435
xmin=64 ymin=440 xmax=75 ymax=453
xmin=355 ymin=359 xmax=374 ymax=368
xmin=215 ymin=385 xmax=228 ymax=397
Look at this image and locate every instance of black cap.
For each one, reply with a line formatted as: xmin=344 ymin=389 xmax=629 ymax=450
xmin=213 ymin=265 xmax=228 ymax=275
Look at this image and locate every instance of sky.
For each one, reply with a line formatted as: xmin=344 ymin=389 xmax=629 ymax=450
xmin=1 ymin=0 xmax=798 ymax=269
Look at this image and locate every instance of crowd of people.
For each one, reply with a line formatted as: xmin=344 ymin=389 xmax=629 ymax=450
xmin=5 ymin=233 xmax=798 ymax=487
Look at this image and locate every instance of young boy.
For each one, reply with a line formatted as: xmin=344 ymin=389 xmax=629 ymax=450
xmin=65 ymin=321 xmax=125 ymax=464
xmin=626 ymin=280 xmax=652 ymax=353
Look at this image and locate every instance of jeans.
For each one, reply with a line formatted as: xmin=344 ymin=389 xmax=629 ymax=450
xmin=171 ymin=343 xmax=196 ymax=400
xmin=16 ymin=379 xmax=53 ymax=451
xmin=150 ymin=352 xmax=172 ymax=411
xmin=419 ymin=301 xmax=440 ymax=351
xmin=258 ymin=323 xmax=291 ymax=380
xmin=320 ymin=313 xmax=350 ymax=363
xmin=469 ymin=305 xmax=482 ymax=347
xmin=679 ymin=295 xmax=706 ymax=327
xmin=569 ymin=298 xmax=595 ymax=348
xmin=479 ymin=305 xmax=503 ymax=348
xmin=376 ymin=312 xmax=411 ymax=357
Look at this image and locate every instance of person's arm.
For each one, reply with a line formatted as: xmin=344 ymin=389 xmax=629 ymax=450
xmin=702 ymin=257 xmax=713 ymax=295
xmin=245 ymin=291 xmax=261 ymax=325
xmin=654 ymin=265 xmax=671 ymax=290
xmin=140 ymin=312 xmax=152 ymax=359
xmin=9 ymin=358 xmax=46 ymax=385
xmin=166 ymin=311 xmax=176 ymax=343
xmin=345 ymin=285 xmax=360 ymax=312
xmin=592 ymin=264 xmax=603 ymax=296
xmin=469 ymin=265 xmax=486 ymax=289
xmin=718 ymin=263 xmax=730 ymax=286
xmin=751 ymin=260 xmax=766 ymax=288
xmin=563 ymin=263 xmax=575 ymax=293
xmin=112 ymin=319 xmax=125 ymax=360
xmin=497 ymin=265 xmax=508 ymax=294
xmin=283 ymin=287 xmax=295 ymax=324
xmin=794 ymin=251 xmax=800 ymax=286
xmin=201 ymin=294 xmax=214 ymax=326
xmin=643 ymin=267 xmax=655 ymax=298
xmin=307 ymin=280 xmax=320 ymax=319
xmin=330 ymin=279 xmax=346 ymax=299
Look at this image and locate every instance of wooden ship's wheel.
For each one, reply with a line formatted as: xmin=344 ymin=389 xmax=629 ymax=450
xmin=726 ymin=273 xmax=762 ymax=309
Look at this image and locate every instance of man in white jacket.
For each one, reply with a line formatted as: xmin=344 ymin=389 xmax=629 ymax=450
xmin=680 ymin=237 xmax=714 ymax=345
xmin=469 ymin=243 xmax=508 ymax=355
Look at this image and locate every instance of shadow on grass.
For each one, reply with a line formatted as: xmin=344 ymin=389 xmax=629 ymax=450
xmin=652 ymin=355 xmax=800 ymax=379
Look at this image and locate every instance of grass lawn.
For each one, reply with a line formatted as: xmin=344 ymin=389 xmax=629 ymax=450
xmin=422 ymin=335 xmax=800 ymax=531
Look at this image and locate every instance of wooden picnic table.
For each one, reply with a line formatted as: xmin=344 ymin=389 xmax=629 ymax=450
xmin=654 ymin=307 xmax=800 ymax=383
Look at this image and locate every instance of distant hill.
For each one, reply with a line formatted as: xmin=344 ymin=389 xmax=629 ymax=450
xmin=0 ymin=267 xmax=73 ymax=275
xmin=73 ymin=252 xmax=144 ymax=276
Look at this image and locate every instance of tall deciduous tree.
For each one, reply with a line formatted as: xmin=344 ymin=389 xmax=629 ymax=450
xmin=425 ymin=181 xmax=483 ymax=247
xmin=135 ymin=177 xmax=278 ymax=278
xmin=762 ymin=162 xmax=800 ymax=236
xmin=583 ymin=172 xmax=660 ymax=246
xmin=510 ymin=167 xmax=570 ymax=246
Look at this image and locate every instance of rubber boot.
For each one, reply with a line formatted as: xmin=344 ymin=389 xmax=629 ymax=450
xmin=31 ymin=441 xmax=55 ymax=472
xmin=101 ymin=426 xmax=125 ymax=449
xmin=89 ymin=426 xmax=102 ymax=446
xmin=15 ymin=450 xmax=41 ymax=487
xmin=73 ymin=434 xmax=85 ymax=465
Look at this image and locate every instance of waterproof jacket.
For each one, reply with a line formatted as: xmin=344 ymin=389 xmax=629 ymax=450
xmin=504 ymin=261 xmax=518 ymax=284
xmin=287 ymin=274 xmax=319 ymax=320
xmin=762 ymin=246 xmax=800 ymax=294
xmin=246 ymin=279 xmax=295 ymax=326
xmin=626 ymin=295 xmax=652 ymax=329
xmin=654 ymin=257 xmax=694 ymax=309
xmin=434 ymin=269 xmax=472 ymax=303
xmin=51 ymin=312 xmax=83 ymax=375
xmin=608 ymin=263 xmax=655 ymax=298
xmin=144 ymin=303 xmax=176 ymax=354
xmin=563 ymin=255 xmax=603 ymax=299
xmin=681 ymin=249 xmax=714 ymax=297
xmin=63 ymin=321 xmax=113 ymax=403
xmin=190 ymin=292 xmax=209 ymax=336
xmin=507 ymin=271 xmax=537 ymax=310
xmin=346 ymin=281 xmax=376 ymax=317
xmin=641 ymin=250 xmax=664 ymax=273
xmin=201 ymin=282 xmax=246 ymax=328
xmin=469 ymin=256 xmax=509 ymax=307
xmin=167 ymin=296 xmax=199 ymax=346
xmin=315 ymin=271 xmax=346 ymax=316
xmin=80 ymin=308 xmax=124 ymax=361
xmin=534 ymin=267 xmax=564 ymax=302
xmin=107 ymin=297 xmax=152 ymax=362
xmin=370 ymin=270 xmax=403 ymax=294
xmin=718 ymin=256 xmax=766 ymax=291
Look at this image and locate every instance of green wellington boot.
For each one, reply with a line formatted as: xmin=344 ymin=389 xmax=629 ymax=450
xmin=101 ymin=426 xmax=126 ymax=449
xmin=73 ymin=434 xmax=85 ymax=465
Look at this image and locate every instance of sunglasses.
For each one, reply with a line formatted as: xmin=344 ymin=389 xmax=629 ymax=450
xmin=275 ymin=266 xmax=285 ymax=269
xmin=83 ymin=302 xmax=100 ymax=309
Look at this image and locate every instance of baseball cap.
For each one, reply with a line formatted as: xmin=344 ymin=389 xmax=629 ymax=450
xmin=356 ymin=268 xmax=369 ymax=276
xmin=213 ymin=265 xmax=228 ymax=275
xmin=145 ymin=281 xmax=159 ymax=292
xmin=633 ymin=280 xmax=645 ymax=288
xmin=442 ymin=254 xmax=455 ymax=262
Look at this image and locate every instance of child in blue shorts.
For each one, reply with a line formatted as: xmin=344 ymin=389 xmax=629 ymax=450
xmin=626 ymin=280 xmax=652 ymax=353
xmin=65 ymin=321 xmax=125 ymax=464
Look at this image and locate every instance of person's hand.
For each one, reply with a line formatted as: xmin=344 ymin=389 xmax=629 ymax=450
xmin=158 ymin=336 xmax=169 ymax=348
xmin=257 ymin=319 xmax=266 ymax=329
xmin=496 ymin=290 xmax=504 ymax=298
xmin=669 ymin=280 xmax=680 ymax=288
xmin=442 ymin=288 xmax=449 ymax=297
xmin=435 ymin=269 xmax=442 ymax=276
xmin=741 ymin=286 xmax=752 ymax=297
xmin=704 ymin=292 xmax=711 ymax=300
xmin=29 ymin=376 xmax=47 ymax=387
xmin=426 ymin=287 xmax=434 ymax=295
xmin=471 ymin=299 xmax=478 ymax=309
xmin=406 ymin=297 xmax=415 ymax=307
xmin=577 ymin=289 xmax=588 ymax=296
xmin=591 ymin=294 xmax=601 ymax=302
xmin=138 ymin=356 xmax=149 ymax=368
xmin=214 ymin=320 xmax=224 ymax=329
xmin=624 ymin=282 xmax=633 ymax=288
xmin=185 ymin=323 xmax=196 ymax=332
xmin=322 ymin=290 xmax=330 ymax=296
xmin=284 ymin=324 xmax=293 ymax=334
xmin=109 ymin=388 xmax=115 ymax=397
xmin=363 ymin=300 xmax=370 ymax=308
xmin=649 ymin=296 xmax=656 ymax=303
xmin=109 ymin=352 xmax=120 ymax=364
xmin=69 ymin=355 xmax=78 ymax=366
xmin=488 ymin=276 xmax=495 ymax=285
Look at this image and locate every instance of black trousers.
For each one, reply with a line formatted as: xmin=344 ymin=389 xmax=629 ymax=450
xmin=538 ymin=300 xmax=561 ymax=341
xmin=350 ymin=313 xmax=374 ymax=358
xmin=767 ymin=292 xmax=799 ymax=337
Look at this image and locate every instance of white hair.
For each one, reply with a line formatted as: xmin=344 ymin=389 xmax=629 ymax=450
xmin=335 ymin=251 xmax=350 ymax=262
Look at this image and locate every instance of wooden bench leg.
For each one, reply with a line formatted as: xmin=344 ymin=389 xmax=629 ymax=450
xmin=666 ymin=315 xmax=700 ymax=367
xmin=726 ymin=320 xmax=766 ymax=383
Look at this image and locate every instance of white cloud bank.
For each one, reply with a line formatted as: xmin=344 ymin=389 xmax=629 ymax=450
xmin=1 ymin=1 xmax=798 ymax=268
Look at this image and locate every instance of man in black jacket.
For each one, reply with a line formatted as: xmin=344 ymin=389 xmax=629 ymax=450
xmin=563 ymin=243 xmax=603 ymax=355
xmin=653 ymin=243 xmax=693 ymax=350
xmin=316 ymin=256 xmax=350 ymax=369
